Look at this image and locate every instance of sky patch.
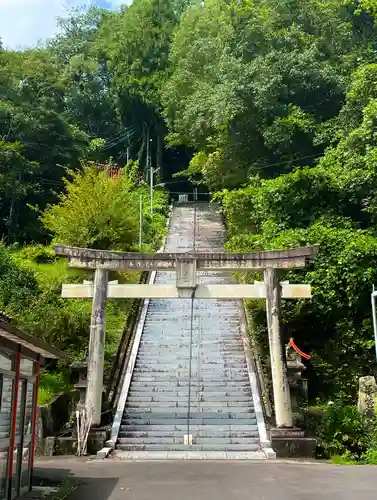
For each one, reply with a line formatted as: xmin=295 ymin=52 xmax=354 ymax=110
xmin=0 ymin=0 xmax=128 ymax=49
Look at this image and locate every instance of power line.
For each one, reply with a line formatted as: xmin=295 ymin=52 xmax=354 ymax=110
xmin=251 ymin=152 xmax=323 ymax=172
xmin=101 ymin=128 xmax=133 ymax=142
xmin=105 ymin=124 xmax=139 ymax=144
xmin=102 ymin=132 xmax=137 ymax=151
xmin=102 ymin=124 xmax=140 ymax=151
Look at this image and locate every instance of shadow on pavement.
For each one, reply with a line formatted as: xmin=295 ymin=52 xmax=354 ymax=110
xmin=67 ymin=477 xmax=118 ymax=500
xmin=33 ymin=467 xmax=71 ymax=487
xmin=33 ymin=466 xmax=118 ymax=500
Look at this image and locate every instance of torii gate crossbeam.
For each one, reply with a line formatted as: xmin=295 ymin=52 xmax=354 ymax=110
xmin=54 ymin=244 xmax=318 ymax=271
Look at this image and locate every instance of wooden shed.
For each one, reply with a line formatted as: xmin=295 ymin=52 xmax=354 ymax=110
xmin=0 ymin=315 xmax=68 ymax=499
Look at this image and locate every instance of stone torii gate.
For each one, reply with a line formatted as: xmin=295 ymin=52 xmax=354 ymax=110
xmin=54 ymin=244 xmax=319 ymax=431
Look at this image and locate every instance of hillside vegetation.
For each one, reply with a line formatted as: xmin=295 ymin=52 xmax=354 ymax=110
xmin=0 ymin=164 xmax=168 ymax=399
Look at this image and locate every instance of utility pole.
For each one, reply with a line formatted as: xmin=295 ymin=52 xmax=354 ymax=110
xmin=146 ymin=128 xmax=154 ymax=216
xmin=126 ymin=130 xmax=130 ymax=164
xmin=150 ymin=164 xmax=153 ymax=217
xmin=139 ymin=194 xmax=143 ymax=250
xmin=146 ymin=126 xmax=150 ymax=174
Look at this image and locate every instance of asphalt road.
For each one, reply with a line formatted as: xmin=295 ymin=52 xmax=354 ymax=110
xmin=34 ymin=457 xmax=377 ymax=500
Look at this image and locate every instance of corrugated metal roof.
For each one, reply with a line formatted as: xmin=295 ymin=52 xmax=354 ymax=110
xmin=0 ymin=319 xmax=69 ymax=360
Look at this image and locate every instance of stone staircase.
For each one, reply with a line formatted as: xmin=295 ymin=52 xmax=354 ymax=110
xmin=115 ymin=203 xmax=268 ymax=457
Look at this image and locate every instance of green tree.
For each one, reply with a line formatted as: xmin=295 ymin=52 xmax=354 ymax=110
xmin=0 ymin=46 xmax=90 ymax=242
xmin=97 ymin=0 xmax=189 ymax=177
xmin=218 ymin=54 xmax=377 ymax=400
xmin=41 ymin=163 xmax=168 ymax=251
xmin=49 ymin=7 xmax=120 ymax=141
xmin=163 ymin=0 xmax=377 ymax=189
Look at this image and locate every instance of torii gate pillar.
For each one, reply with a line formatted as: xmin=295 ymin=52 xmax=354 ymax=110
xmin=86 ymin=268 xmax=108 ymax=426
xmin=264 ymin=267 xmax=292 ymax=428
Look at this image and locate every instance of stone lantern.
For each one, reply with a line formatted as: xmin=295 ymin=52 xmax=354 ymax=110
xmin=285 ymin=338 xmax=309 ymax=416
xmin=70 ymin=360 xmax=88 ymax=407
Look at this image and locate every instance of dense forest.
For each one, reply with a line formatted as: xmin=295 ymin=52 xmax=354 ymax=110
xmin=2 ymin=0 xmax=377 ymax=410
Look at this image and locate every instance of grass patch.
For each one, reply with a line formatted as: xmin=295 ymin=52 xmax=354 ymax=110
xmin=38 ymin=372 xmax=72 ymax=406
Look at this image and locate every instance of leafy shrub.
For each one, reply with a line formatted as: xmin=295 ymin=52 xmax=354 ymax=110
xmin=38 ymin=371 xmax=72 ymax=406
xmin=41 ymin=164 xmax=168 ymax=252
xmin=41 ymin=166 xmax=140 ymax=250
xmin=0 ymin=243 xmax=39 ymax=315
xmin=331 ymin=451 xmax=357 ymax=465
xmin=225 ymin=217 xmax=377 ymax=400
xmin=18 ymin=244 xmax=56 ymax=264
xmin=301 ymin=400 xmax=377 ymax=460
xmin=360 ymin=447 xmax=377 ymax=464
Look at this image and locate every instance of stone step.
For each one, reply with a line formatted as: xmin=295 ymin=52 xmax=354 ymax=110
xmin=128 ymin=384 xmax=253 ymax=391
xmin=113 ymin=450 xmax=266 ymax=460
xmin=129 ymin=385 xmax=252 ymax=391
xmin=136 ymin=359 xmax=245 ymax=364
xmin=142 ymin=326 xmax=241 ymax=332
xmin=132 ymin=371 xmax=249 ymax=377
xmin=119 ymin=429 xmax=259 ymax=439
xmin=140 ymin=336 xmax=243 ymax=341
xmin=120 ymin=424 xmax=259 ymax=433
xmin=143 ymin=318 xmax=241 ymax=322
xmin=125 ymin=401 xmax=254 ymax=409
xmin=118 ymin=436 xmax=260 ymax=445
xmin=122 ymin=418 xmax=257 ymax=426
xmin=117 ymin=443 xmax=261 ymax=452
xmin=134 ymin=363 xmax=248 ymax=369
xmin=131 ymin=376 xmax=250 ymax=382
xmin=140 ymin=330 xmax=243 ymax=333
xmin=129 ymin=382 xmax=251 ymax=388
xmin=140 ymin=331 xmax=243 ymax=335
xmin=133 ymin=364 xmax=248 ymax=370
xmin=128 ymin=386 xmax=252 ymax=393
xmin=124 ymin=409 xmax=255 ymax=416
xmin=128 ymin=390 xmax=253 ymax=396
xmin=126 ymin=394 xmax=253 ymax=402
xmin=138 ymin=343 xmax=244 ymax=347
xmin=136 ymin=356 xmax=247 ymax=362
xmin=137 ymin=346 xmax=245 ymax=351
xmin=136 ymin=351 xmax=245 ymax=357
xmin=124 ymin=408 xmax=255 ymax=416
xmin=133 ymin=364 xmax=249 ymax=369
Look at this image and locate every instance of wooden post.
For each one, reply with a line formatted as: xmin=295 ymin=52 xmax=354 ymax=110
xmin=264 ymin=267 xmax=293 ymax=428
xmin=86 ymin=267 xmax=108 ymax=426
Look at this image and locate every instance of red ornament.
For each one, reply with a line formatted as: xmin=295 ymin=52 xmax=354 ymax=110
xmin=287 ymin=338 xmax=311 ymax=360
